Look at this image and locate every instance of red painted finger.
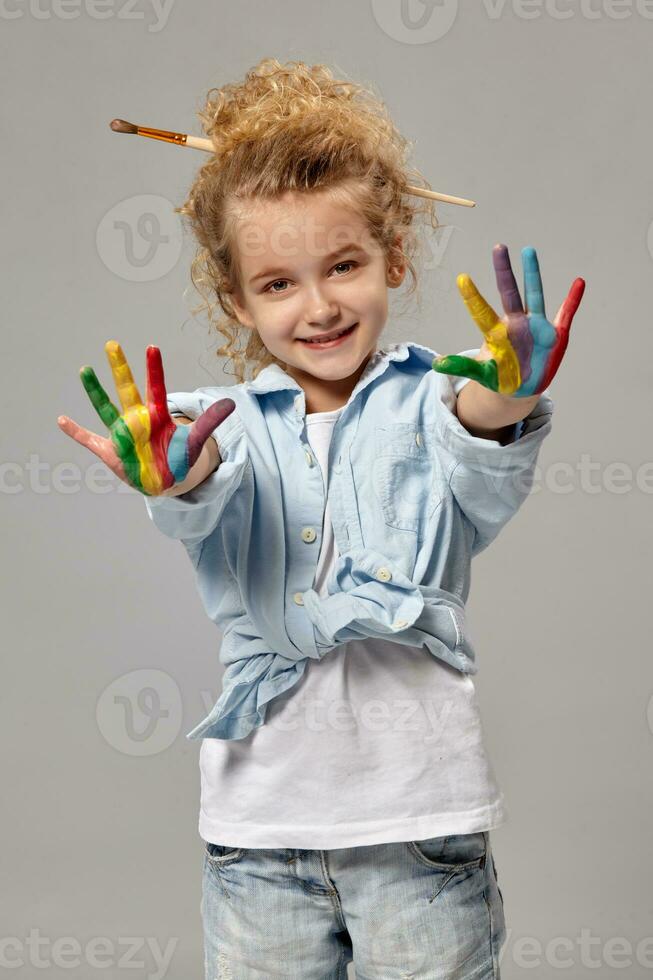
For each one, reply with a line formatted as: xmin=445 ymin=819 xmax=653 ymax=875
xmin=146 ymin=345 xmax=169 ymax=418
xmin=557 ymin=277 xmax=586 ymax=337
xmin=539 ymin=277 xmax=585 ymax=391
xmin=145 ymin=345 xmax=176 ymax=486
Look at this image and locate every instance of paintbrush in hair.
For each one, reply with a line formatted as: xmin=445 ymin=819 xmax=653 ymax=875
xmin=110 ymin=118 xmax=476 ymax=208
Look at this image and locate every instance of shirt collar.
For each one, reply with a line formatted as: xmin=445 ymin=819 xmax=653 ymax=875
xmin=245 ymin=341 xmax=437 ymax=401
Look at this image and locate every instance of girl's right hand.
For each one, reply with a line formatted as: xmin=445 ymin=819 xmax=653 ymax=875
xmin=57 ymin=341 xmax=236 ymax=496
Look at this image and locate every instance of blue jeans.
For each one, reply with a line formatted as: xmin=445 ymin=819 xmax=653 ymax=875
xmin=201 ymin=830 xmax=506 ymax=979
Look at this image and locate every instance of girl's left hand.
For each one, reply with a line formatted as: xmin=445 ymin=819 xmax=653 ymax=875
xmin=432 ymin=244 xmax=586 ymax=397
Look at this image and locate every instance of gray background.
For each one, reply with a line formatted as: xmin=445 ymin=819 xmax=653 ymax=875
xmin=2 ymin=0 xmax=652 ymax=977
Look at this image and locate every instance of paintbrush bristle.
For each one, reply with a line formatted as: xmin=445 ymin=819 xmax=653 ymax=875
xmin=110 ymin=119 xmax=139 ymax=134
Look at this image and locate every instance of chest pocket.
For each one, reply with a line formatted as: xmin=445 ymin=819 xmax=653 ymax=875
xmin=373 ymin=423 xmax=442 ymax=532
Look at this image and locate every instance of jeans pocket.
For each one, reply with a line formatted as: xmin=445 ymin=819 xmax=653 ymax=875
xmin=204 ymin=840 xmax=246 ymax=866
xmin=409 ymin=831 xmax=487 ymax=871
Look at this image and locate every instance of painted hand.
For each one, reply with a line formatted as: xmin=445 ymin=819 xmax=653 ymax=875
xmin=432 ymin=244 xmax=585 ymax=397
xmin=57 ymin=341 xmax=235 ymax=495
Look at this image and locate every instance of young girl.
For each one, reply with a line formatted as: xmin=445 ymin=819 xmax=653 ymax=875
xmin=58 ymin=59 xmax=584 ymax=980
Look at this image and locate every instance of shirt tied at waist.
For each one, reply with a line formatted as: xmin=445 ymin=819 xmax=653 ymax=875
xmin=185 ymin=548 xmax=477 ymax=742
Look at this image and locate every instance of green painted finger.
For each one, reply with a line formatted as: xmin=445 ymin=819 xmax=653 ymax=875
xmin=80 ymin=366 xmax=146 ymax=490
xmin=432 ymin=355 xmax=499 ymax=391
xmin=109 ymin=417 xmax=144 ymax=492
xmin=80 ymin=366 xmax=121 ymax=429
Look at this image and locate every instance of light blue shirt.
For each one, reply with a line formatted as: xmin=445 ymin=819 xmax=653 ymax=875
xmin=145 ymin=342 xmax=553 ymax=741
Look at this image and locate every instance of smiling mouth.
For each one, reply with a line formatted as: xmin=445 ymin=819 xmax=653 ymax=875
xmin=298 ymin=323 xmax=358 ymax=346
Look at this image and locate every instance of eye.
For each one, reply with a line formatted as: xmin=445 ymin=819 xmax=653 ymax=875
xmin=262 ymin=261 xmax=357 ymax=294
xmin=333 ymin=261 xmax=356 ymax=275
xmin=265 ymin=279 xmax=289 ymax=294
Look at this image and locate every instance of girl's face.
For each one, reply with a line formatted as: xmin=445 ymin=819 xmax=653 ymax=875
xmin=229 ymin=188 xmax=405 ymax=409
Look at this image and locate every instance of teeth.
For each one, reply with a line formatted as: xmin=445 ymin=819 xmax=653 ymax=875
xmin=305 ymin=326 xmax=351 ymax=344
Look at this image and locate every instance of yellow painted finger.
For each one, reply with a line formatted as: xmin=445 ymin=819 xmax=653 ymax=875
xmin=123 ymin=406 xmax=159 ymax=494
xmin=135 ymin=434 xmax=162 ymax=495
xmin=492 ymin=343 xmax=522 ymax=394
xmin=457 ymin=275 xmax=522 ymax=394
xmin=457 ymin=274 xmax=502 ymax=339
xmin=105 ymin=340 xmax=160 ymax=492
xmin=105 ymin=340 xmax=145 ymax=414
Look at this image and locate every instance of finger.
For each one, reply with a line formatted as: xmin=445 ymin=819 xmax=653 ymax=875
xmin=105 ymin=340 xmax=145 ymax=413
xmin=456 ymin=274 xmax=502 ymax=340
xmin=493 ymin=243 xmax=524 ymax=315
xmin=146 ymin=345 xmax=169 ymax=419
xmin=556 ymin=277 xmax=585 ymax=336
xmin=539 ymin=277 xmax=585 ymax=393
xmin=57 ymin=415 xmax=129 ymax=483
xmin=186 ymin=398 xmax=237 ymax=468
xmin=432 ymin=354 xmax=499 ymax=392
xmin=57 ymin=414 xmax=104 ymax=453
xmin=79 ymin=366 xmax=121 ymax=429
xmin=522 ymin=247 xmax=545 ymax=316
xmin=109 ymin=418 xmax=147 ymax=493
xmin=106 ymin=342 xmax=161 ymax=492
xmin=145 ymin=345 xmax=176 ymax=490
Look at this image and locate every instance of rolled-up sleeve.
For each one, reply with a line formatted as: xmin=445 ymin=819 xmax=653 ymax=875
xmin=144 ymin=388 xmax=249 ymax=546
xmin=433 ymin=348 xmax=554 ymax=556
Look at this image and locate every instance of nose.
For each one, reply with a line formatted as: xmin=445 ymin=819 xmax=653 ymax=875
xmin=303 ymin=284 xmax=340 ymax=326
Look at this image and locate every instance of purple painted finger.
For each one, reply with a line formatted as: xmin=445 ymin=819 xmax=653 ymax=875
xmin=186 ymin=398 xmax=236 ymax=469
xmin=491 ymin=243 xmax=534 ymax=375
xmin=493 ymin=244 xmax=524 ymax=315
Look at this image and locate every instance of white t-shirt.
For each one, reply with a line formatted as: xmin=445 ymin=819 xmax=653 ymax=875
xmin=198 ymin=407 xmax=507 ymax=849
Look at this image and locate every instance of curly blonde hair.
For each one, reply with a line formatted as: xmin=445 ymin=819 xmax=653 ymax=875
xmin=175 ymin=58 xmax=441 ymax=383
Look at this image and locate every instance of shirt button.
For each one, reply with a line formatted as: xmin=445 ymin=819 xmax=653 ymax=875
xmin=301 ymin=527 xmax=317 ymax=543
xmin=375 ymin=566 xmax=392 ymax=582
xmin=293 ymin=592 xmax=305 ymax=605
xmin=392 ymin=619 xmax=409 ymax=629
xmin=415 ymin=432 xmax=422 ymax=447
xmin=304 ymin=449 xmax=315 ymax=466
